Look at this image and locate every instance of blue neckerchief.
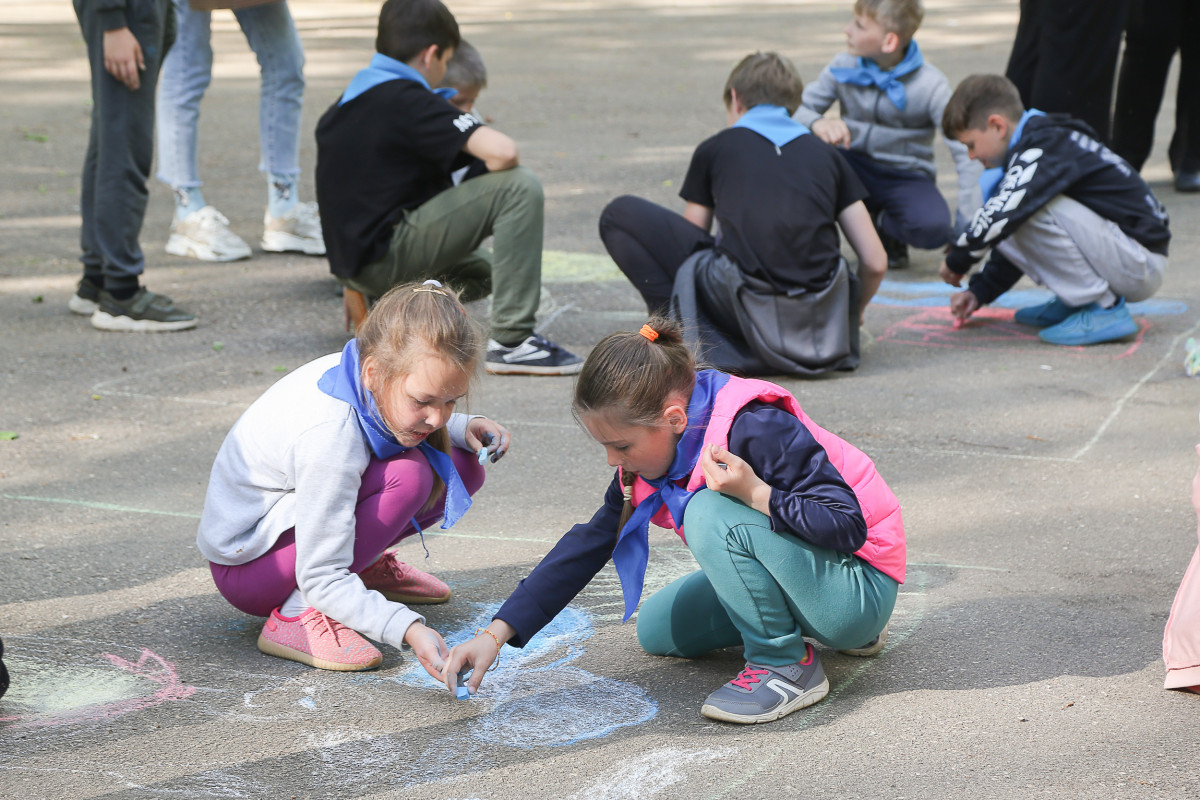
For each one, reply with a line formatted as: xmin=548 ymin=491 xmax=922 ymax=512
xmin=611 ymin=369 xmax=730 ymax=622
xmin=317 ymin=340 xmax=471 ymax=529
xmin=829 ymin=39 xmax=924 ymax=110
xmin=977 ymin=108 xmax=1047 ymax=199
xmin=731 ymin=104 xmax=810 ymax=148
xmin=339 ymin=52 xmax=459 ymax=106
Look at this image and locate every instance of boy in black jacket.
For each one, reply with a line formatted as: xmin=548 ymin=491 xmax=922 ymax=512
xmin=939 ymin=74 xmax=1170 ymax=346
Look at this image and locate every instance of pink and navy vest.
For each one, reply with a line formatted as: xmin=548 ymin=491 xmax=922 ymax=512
xmin=626 ymin=374 xmax=906 ymax=584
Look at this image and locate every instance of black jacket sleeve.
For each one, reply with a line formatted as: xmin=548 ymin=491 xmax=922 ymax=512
xmin=728 ymin=403 xmax=867 ymax=553
xmin=966 ymin=248 xmax=1024 ymax=306
xmin=494 ymin=475 xmax=624 ymax=647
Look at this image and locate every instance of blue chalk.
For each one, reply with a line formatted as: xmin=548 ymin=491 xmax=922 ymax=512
xmin=455 ymin=668 xmax=472 ymax=700
xmin=477 ymin=446 xmax=489 ymax=465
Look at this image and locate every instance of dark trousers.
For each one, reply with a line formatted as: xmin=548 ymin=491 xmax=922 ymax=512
xmin=840 ymin=150 xmax=952 ymax=249
xmin=74 ymin=0 xmax=174 ymax=291
xmin=1005 ymin=0 xmax=1130 ymax=143
xmin=1111 ymin=0 xmax=1200 ymax=173
xmin=598 ymin=195 xmax=715 ymax=315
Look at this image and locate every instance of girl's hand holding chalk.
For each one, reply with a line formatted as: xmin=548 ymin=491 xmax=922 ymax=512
xmin=467 ymin=417 xmax=511 ymax=464
xmin=699 ymin=444 xmax=772 ymax=515
xmin=442 ymin=621 xmax=512 ymax=696
xmin=404 ymin=622 xmax=450 ymax=682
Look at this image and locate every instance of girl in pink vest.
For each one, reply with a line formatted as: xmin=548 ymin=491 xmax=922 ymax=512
xmin=446 ymin=318 xmax=905 ymax=724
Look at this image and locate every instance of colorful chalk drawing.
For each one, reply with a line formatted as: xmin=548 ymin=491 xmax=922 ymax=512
xmin=877 ymin=305 xmax=1150 ymax=357
xmin=0 ymin=636 xmax=196 ymax=730
xmin=871 ymin=280 xmax=1187 ymax=354
xmin=395 ymin=603 xmax=659 ymax=748
xmin=872 ymin=278 xmax=1190 ymax=315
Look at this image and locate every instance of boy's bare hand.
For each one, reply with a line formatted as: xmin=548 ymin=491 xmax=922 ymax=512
xmin=811 ymin=118 xmax=851 ymax=148
xmin=938 ymin=260 xmax=963 ymax=287
xmin=103 ymin=27 xmax=144 ymax=91
xmin=950 ymin=290 xmax=979 ymax=322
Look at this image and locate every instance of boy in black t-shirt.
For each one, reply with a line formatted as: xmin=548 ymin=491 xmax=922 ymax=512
xmin=315 ymin=0 xmax=581 ymax=375
xmin=599 ymin=52 xmax=887 ymax=376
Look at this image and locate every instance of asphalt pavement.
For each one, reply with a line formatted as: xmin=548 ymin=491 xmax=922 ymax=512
xmin=1 ymin=1 xmax=1198 ymax=797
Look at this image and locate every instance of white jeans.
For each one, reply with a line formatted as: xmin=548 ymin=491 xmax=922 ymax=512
xmin=155 ymin=0 xmax=305 ymax=188
xmin=995 ymin=195 xmax=1166 ymax=307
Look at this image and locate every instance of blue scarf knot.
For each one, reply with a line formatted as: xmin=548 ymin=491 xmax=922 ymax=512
xmin=610 ymin=370 xmax=730 ymax=621
xmin=318 ymin=340 xmax=471 ymax=529
xmin=829 ymin=40 xmax=924 ymax=110
xmin=731 ymin=104 xmax=810 ymax=148
xmin=977 ymin=108 xmax=1047 ymax=200
xmin=340 ymin=52 xmax=459 ymax=106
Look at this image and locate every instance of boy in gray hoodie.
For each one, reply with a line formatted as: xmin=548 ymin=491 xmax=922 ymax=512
xmin=794 ymin=0 xmax=979 ymax=268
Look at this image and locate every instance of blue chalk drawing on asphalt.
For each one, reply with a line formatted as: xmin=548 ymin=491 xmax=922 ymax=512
xmin=395 ymin=603 xmax=657 ymax=748
xmin=873 ymin=279 xmax=1188 ymax=315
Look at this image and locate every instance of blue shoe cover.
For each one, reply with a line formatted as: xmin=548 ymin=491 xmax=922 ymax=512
xmin=1014 ymin=297 xmax=1079 ymax=327
xmin=1038 ymin=298 xmax=1138 ymax=345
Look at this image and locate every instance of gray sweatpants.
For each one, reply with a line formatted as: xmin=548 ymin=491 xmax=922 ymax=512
xmin=995 ymin=195 xmax=1166 ymax=308
xmin=74 ymin=0 xmax=175 ymax=291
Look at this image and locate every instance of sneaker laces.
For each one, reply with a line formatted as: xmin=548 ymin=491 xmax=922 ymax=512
xmin=369 ymin=554 xmax=410 ymax=582
xmin=729 ymin=666 xmax=770 ymax=690
xmin=304 ymin=610 xmax=355 ymax=646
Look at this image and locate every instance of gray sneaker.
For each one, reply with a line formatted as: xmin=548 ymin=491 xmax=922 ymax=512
xmin=700 ymin=643 xmax=829 ymax=724
xmin=838 ymin=621 xmax=888 ymax=657
xmin=91 ymin=287 xmax=197 ymax=332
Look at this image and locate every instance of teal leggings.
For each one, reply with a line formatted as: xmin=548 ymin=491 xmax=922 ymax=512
xmin=636 ymin=489 xmax=898 ymax=667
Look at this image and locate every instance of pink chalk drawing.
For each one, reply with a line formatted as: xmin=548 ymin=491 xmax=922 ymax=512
xmin=0 ymin=640 xmax=196 ymax=730
xmin=877 ymin=306 xmax=1148 ymax=358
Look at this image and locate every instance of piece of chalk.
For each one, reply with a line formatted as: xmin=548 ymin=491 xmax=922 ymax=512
xmin=477 ymin=446 xmax=489 ymax=465
xmin=455 ymin=668 xmax=472 ymax=700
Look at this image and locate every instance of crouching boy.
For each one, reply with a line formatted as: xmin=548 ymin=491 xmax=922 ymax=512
xmin=940 ymin=74 xmax=1170 ymax=346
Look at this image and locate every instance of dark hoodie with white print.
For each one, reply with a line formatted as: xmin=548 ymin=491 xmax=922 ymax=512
xmin=945 ymin=114 xmax=1171 ymax=305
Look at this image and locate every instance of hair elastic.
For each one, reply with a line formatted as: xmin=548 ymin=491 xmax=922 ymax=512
xmin=412 ymin=279 xmax=448 ymax=295
xmin=639 ymin=324 xmax=659 ymax=342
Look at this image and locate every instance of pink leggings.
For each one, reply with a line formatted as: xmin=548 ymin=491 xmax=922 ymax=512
xmin=209 ymin=448 xmax=485 ymax=617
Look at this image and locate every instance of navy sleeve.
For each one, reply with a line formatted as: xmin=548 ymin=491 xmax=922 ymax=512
xmin=966 ymin=248 xmax=1024 ymax=306
xmin=727 ymin=403 xmax=867 ymax=553
xmin=494 ymin=475 xmax=624 ymax=647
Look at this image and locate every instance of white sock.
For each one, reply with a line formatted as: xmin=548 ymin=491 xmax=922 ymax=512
xmin=279 ymin=589 xmax=308 ymax=617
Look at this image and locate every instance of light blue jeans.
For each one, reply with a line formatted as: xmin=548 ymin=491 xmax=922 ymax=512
xmin=155 ymin=0 xmax=305 ymax=188
xmin=636 ymin=490 xmax=898 ymax=667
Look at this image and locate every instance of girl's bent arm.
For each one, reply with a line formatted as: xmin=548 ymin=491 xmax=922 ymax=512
xmin=728 ymin=403 xmax=868 ymax=554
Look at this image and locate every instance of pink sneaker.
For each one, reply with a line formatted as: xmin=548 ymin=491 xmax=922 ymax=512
xmin=361 ymin=552 xmax=451 ymax=604
xmin=256 ymin=607 xmax=382 ymax=671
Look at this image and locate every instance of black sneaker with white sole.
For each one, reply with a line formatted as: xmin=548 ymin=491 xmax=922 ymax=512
xmin=700 ymin=643 xmax=829 ymax=724
xmin=91 ymin=287 xmax=197 ymax=332
xmin=485 ymin=333 xmax=583 ymax=375
xmin=68 ymin=278 xmax=102 ymax=316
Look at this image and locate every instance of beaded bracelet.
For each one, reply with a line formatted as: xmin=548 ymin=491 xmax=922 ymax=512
xmin=475 ymin=627 xmax=502 ymax=655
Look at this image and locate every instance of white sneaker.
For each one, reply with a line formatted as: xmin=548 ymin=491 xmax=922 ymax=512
xmin=262 ymin=201 xmax=326 ymax=255
xmin=166 ymin=206 xmax=252 ymax=262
